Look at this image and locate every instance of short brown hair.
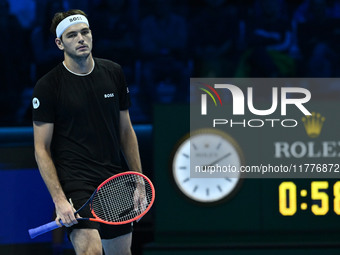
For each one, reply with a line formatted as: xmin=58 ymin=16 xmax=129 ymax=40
xmin=50 ymin=9 xmax=87 ymax=37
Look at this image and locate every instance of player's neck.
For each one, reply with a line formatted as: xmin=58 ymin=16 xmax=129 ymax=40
xmin=63 ymin=54 xmax=94 ymax=75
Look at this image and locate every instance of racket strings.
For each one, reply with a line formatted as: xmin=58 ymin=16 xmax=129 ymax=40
xmin=92 ymin=174 xmax=153 ymax=223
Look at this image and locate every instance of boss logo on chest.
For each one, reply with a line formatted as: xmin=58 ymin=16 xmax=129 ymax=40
xmin=104 ymin=93 xmax=115 ymax=98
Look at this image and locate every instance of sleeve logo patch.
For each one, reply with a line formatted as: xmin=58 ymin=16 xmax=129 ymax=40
xmin=32 ymin=97 xmax=40 ymax=109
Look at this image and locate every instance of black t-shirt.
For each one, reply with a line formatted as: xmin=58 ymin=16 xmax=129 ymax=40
xmin=32 ymin=58 xmax=131 ymax=189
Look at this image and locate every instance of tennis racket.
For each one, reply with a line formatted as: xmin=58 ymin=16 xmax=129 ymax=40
xmin=28 ymin=171 xmax=155 ymax=239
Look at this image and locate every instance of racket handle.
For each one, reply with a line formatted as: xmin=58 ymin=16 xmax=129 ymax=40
xmin=28 ymin=221 xmax=62 ymax=239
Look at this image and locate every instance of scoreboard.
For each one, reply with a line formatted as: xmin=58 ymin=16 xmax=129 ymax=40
xmin=146 ymin=103 xmax=340 ymax=254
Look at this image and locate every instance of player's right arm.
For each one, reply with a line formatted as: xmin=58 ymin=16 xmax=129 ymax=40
xmin=33 ymin=121 xmax=78 ymax=227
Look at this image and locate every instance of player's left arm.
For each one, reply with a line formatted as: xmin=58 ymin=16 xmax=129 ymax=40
xmin=119 ymin=110 xmax=142 ymax=173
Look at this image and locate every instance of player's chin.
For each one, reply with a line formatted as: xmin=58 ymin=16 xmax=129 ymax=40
xmin=76 ymin=51 xmax=91 ymax=59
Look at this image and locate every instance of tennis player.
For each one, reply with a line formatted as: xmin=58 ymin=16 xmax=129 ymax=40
xmin=32 ymin=9 xmax=142 ymax=255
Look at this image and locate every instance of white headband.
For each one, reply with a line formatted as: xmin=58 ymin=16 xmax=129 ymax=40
xmin=56 ymin=14 xmax=89 ymax=38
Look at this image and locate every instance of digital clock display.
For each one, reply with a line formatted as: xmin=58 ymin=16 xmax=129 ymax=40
xmin=279 ymin=181 xmax=340 ymax=216
xmin=259 ymin=179 xmax=340 ymax=233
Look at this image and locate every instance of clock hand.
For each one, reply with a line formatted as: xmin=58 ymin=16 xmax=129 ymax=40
xmin=204 ymin=152 xmax=231 ymax=167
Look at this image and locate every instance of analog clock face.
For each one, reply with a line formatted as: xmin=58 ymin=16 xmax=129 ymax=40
xmin=171 ymin=129 xmax=244 ymax=204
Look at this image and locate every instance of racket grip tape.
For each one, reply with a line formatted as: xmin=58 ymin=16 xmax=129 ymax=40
xmin=28 ymin=221 xmax=62 ymax=239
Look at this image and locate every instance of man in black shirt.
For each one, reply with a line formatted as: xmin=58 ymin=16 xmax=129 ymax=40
xmin=32 ymin=9 xmax=142 ymax=254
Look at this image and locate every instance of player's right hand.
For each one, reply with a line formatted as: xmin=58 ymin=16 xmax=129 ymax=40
xmin=54 ymin=198 xmax=78 ymax=227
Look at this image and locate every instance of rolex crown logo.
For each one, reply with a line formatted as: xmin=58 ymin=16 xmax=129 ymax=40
xmin=301 ymin=112 xmax=325 ymax=138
